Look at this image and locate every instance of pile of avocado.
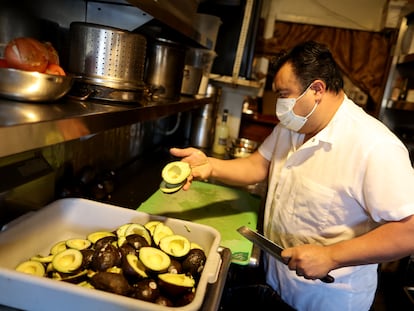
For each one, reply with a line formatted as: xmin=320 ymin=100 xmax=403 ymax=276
xmin=15 ymin=221 xmax=207 ymax=307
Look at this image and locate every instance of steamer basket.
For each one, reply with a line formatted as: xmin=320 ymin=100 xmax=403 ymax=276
xmin=68 ymin=22 xmax=146 ymax=90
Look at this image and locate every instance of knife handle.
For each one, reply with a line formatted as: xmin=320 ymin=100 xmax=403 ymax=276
xmin=320 ymin=274 xmax=335 ymax=283
xmin=285 ymin=257 xmax=335 ymax=283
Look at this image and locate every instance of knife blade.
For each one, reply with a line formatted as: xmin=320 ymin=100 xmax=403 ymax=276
xmin=237 ymin=226 xmax=335 ymax=283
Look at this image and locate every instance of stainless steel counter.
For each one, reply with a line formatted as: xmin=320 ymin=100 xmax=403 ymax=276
xmin=0 ymin=96 xmax=212 ymax=158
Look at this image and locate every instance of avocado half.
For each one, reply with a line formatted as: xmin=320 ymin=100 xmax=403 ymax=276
xmin=161 ymin=161 xmax=191 ymax=184
xmin=160 ymin=161 xmax=190 ymax=193
xmin=159 ymin=180 xmax=185 ymax=194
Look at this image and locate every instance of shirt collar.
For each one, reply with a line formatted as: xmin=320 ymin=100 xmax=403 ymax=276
xmin=304 ymin=95 xmax=348 ymax=146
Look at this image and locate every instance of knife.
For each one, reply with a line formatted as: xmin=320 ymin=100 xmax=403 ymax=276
xmin=237 ymin=226 xmax=335 ymax=283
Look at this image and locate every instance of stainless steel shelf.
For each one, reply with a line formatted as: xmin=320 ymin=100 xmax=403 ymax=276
xmin=211 ymin=75 xmax=263 ymax=89
xmin=0 ymin=96 xmax=212 ymax=159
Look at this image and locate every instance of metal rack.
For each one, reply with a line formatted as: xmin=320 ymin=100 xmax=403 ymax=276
xmin=0 ymin=96 xmax=212 ymax=159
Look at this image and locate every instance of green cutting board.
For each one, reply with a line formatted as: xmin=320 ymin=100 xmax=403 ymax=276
xmin=138 ymin=181 xmax=260 ymax=265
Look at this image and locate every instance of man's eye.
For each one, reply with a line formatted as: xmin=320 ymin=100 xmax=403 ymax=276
xmin=274 ymin=89 xmax=289 ymax=98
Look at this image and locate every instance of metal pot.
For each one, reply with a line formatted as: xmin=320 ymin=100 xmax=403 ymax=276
xmin=190 ymin=84 xmax=221 ymax=148
xmin=144 ymin=38 xmax=186 ymax=100
xmin=68 ymin=22 xmax=146 ymax=91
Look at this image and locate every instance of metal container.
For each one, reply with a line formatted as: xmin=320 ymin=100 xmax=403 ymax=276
xmin=181 ymin=65 xmax=203 ymax=95
xmin=181 ymin=48 xmax=217 ymax=96
xmin=190 ymin=84 xmax=221 ymax=148
xmin=0 ymin=68 xmax=73 ymax=102
xmin=67 ymin=22 xmax=146 ymax=91
xmin=229 ymin=138 xmax=259 ymax=158
xmin=144 ymin=38 xmax=186 ymax=100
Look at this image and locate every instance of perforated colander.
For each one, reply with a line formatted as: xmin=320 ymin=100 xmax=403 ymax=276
xmin=68 ymin=22 xmax=146 ymax=90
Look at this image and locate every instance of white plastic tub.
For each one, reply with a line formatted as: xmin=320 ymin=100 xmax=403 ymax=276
xmin=0 ymin=198 xmax=222 ymax=311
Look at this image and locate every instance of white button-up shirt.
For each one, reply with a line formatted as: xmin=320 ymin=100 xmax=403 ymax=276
xmin=259 ymin=96 xmax=414 ymax=311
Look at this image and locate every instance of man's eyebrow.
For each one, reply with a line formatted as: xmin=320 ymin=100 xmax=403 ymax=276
xmin=274 ymin=87 xmax=288 ymax=94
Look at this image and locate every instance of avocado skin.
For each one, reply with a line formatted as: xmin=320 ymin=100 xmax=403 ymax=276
xmin=182 ymin=248 xmax=207 ymax=279
xmin=91 ymin=243 xmax=122 ymax=272
xmin=132 ymin=279 xmax=160 ymax=302
xmin=90 ymin=272 xmax=131 ymax=296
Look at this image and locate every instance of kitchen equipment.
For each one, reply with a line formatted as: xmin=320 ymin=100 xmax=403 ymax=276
xmin=181 ymin=65 xmax=203 ymax=95
xmin=67 ymin=22 xmax=146 ymax=101
xmin=144 ymin=37 xmax=186 ymax=100
xmin=194 ymin=14 xmax=222 ymax=50
xmin=0 ymin=198 xmax=222 ymax=311
xmin=229 ymin=137 xmax=259 ymax=158
xmin=190 ymin=84 xmax=221 ymax=148
xmin=229 ymin=146 xmax=254 ymax=158
xmin=237 ymin=226 xmax=335 ymax=283
xmin=0 ymin=68 xmax=73 ymax=102
xmin=232 ymin=137 xmax=259 ymax=150
xmin=139 ymin=180 xmax=260 ymax=265
xmin=181 ymin=48 xmax=217 ymax=96
xmin=68 ymin=81 xmax=144 ymax=102
xmin=199 ymin=50 xmax=217 ymax=96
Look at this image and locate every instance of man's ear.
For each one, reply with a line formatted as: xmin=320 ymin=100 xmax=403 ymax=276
xmin=310 ymin=80 xmax=325 ymax=94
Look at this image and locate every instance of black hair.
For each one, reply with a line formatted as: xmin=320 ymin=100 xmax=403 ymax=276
xmin=271 ymin=41 xmax=344 ymax=94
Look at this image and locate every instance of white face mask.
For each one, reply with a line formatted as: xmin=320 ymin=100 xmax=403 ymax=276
xmin=275 ymin=84 xmax=318 ymax=131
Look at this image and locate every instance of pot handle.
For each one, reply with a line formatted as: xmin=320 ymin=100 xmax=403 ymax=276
xmin=145 ymin=84 xmax=166 ymax=102
xmin=66 ymin=88 xmax=95 ymax=101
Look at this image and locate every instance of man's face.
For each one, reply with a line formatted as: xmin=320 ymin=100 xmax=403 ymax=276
xmin=273 ymin=63 xmax=315 ymax=118
xmin=273 ymin=63 xmax=302 ymax=99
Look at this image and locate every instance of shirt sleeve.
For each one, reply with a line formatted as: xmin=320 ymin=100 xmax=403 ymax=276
xmin=363 ymin=139 xmax=414 ymax=222
xmin=258 ymin=126 xmax=279 ymax=161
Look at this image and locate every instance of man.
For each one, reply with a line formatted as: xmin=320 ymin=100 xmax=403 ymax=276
xmin=170 ymin=41 xmax=414 ymax=310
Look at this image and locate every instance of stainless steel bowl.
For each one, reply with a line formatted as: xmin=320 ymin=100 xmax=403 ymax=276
xmin=229 ymin=138 xmax=259 ymax=158
xmin=229 ymin=146 xmax=255 ymax=158
xmin=0 ymin=68 xmax=74 ymax=102
xmin=231 ymin=138 xmax=259 ymax=151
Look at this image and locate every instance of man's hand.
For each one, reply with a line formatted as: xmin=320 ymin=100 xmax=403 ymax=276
xmin=282 ymin=244 xmax=336 ymax=280
xmin=169 ymin=147 xmax=213 ymax=190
